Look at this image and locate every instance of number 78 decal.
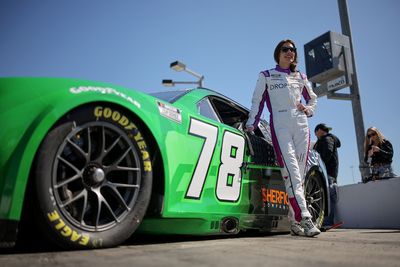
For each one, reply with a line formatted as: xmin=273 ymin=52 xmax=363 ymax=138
xmin=185 ymin=118 xmax=245 ymax=202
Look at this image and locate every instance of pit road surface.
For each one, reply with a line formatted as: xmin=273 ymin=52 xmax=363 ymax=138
xmin=1 ymin=229 xmax=399 ymax=267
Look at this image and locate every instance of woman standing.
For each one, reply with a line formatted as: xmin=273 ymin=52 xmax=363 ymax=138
xmin=364 ymin=127 xmax=395 ymax=181
xmin=246 ymin=39 xmax=320 ymax=237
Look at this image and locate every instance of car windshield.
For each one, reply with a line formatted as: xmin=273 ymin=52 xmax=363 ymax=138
xmin=150 ymin=90 xmax=192 ymax=103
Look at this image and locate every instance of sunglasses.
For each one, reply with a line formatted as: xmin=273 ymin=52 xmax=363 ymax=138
xmin=367 ymin=132 xmax=376 ymax=138
xmin=281 ymin=46 xmax=296 ymax=53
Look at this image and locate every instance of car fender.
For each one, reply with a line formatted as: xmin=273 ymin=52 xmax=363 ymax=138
xmin=0 ymin=78 xmax=171 ymax=221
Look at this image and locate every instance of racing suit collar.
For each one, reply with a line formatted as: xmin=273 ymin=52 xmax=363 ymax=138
xmin=275 ymin=65 xmax=291 ymax=75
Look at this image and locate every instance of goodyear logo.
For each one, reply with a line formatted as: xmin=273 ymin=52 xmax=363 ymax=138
xmin=94 ymin=106 xmax=152 ymax=172
xmin=70 ymin=86 xmax=141 ymax=108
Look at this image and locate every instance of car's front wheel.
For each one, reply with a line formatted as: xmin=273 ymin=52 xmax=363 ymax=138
xmin=31 ymin=104 xmax=153 ymax=249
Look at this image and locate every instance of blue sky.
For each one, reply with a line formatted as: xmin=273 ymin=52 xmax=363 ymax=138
xmin=1 ymin=0 xmax=399 ymax=185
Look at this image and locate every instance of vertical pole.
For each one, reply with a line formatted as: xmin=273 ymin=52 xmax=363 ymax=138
xmin=338 ymin=0 xmax=369 ymax=181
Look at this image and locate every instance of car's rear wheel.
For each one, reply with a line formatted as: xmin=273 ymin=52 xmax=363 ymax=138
xmin=304 ymin=169 xmax=326 ymax=229
xmin=31 ymin=104 xmax=153 ymax=249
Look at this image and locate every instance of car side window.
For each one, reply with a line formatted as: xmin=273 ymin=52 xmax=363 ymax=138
xmin=198 ymin=96 xmax=249 ymax=129
xmin=209 ymin=97 xmax=247 ymax=128
xmin=197 ymin=98 xmax=221 ymax=122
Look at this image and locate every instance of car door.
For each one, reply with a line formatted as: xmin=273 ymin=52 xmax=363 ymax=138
xmin=199 ymin=96 xmax=289 ymax=218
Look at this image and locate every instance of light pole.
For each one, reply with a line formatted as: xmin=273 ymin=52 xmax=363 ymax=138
xmin=337 ymin=0 xmax=368 ymax=181
xmin=162 ymin=61 xmax=204 ymax=88
xmin=350 ymin=165 xmax=355 ymax=183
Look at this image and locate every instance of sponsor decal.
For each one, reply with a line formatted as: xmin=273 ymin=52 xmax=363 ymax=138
xmin=47 ymin=210 xmax=90 ymax=246
xmin=157 ymin=101 xmax=182 ymax=123
xmin=94 ymin=106 xmax=152 ymax=171
xmin=70 ymin=86 xmax=141 ymax=108
xmin=270 ymin=74 xmax=283 ymax=81
xmin=262 ymin=187 xmax=289 ymax=209
xmin=269 ymin=83 xmax=288 ymax=90
xmin=288 ymin=81 xmax=302 ymax=91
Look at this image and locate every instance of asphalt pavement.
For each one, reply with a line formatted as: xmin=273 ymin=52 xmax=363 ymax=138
xmin=1 ymin=229 xmax=399 ymax=267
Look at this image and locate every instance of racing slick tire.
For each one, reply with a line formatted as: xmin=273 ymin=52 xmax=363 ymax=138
xmin=30 ymin=104 xmax=153 ymax=249
xmin=304 ymin=169 xmax=326 ymax=229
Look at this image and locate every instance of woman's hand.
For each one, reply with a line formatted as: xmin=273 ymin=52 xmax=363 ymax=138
xmin=297 ymin=103 xmax=311 ymax=116
xmin=368 ymin=146 xmax=380 ymax=157
xmin=368 ymin=149 xmax=374 ymax=157
xmin=371 ymin=146 xmax=380 ymax=152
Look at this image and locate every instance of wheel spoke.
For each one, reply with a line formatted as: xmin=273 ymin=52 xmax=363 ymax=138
xmin=109 ymin=166 xmax=140 ymax=172
xmin=108 ymin=182 xmax=139 ymax=188
xmin=306 ymin=181 xmax=314 ymax=195
xmin=312 ymin=201 xmax=321 ymax=210
xmin=94 ymin=126 xmax=109 ymax=162
xmin=310 ymin=180 xmax=317 ymax=193
xmin=87 ymin=127 xmax=92 ymax=161
xmin=94 ymin=189 xmax=119 ymax=230
xmin=114 ymin=147 xmax=132 ymax=166
xmin=94 ymin=190 xmax=103 ymax=229
xmin=79 ymin=190 xmax=89 ymax=225
xmin=313 ymin=196 xmax=322 ymax=202
xmin=67 ymin=138 xmax=89 ymax=163
xmin=59 ymin=189 xmax=86 ymax=207
xmin=309 ymin=189 xmax=321 ymax=197
xmin=55 ymin=173 xmax=82 ymax=188
xmin=100 ymin=126 xmax=106 ymax=158
xmin=104 ymin=136 xmax=122 ymax=157
xmin=309 ymin=204 xmax=318 ymax=216
xmin=104 ymin=182 xmax=132 ymax=211
xmin=102 ymin=199 xmax=119 ymax=223
xmin=57 ymin=155 xmax=81 ymax=173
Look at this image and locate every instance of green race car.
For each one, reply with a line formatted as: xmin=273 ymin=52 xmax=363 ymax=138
xmin=0 ymin=77 xmax=329 ymax=249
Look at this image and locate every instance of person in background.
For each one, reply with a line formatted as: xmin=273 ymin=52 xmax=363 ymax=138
xmin=246 ymin=39 xmax=320 ymax=237
xmin=364 ymin=127 xmax=395 ymax=182
xmin=314 ymin=123 xmax=341 ymax=227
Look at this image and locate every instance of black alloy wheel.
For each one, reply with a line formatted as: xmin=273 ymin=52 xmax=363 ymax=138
xmin=304 ymin=169 xmax=326 ymax=228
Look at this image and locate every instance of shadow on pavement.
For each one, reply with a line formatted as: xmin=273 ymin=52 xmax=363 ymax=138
xmin=0 ymin=231 xmax=289 ymax=254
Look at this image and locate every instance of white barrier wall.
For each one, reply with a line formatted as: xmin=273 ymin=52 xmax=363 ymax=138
xmin=336 ymin=178 xmax=400 ymax=229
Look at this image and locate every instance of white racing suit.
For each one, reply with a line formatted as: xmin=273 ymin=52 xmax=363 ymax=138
xmin=246 ymin=65 xmax=317 ymax=223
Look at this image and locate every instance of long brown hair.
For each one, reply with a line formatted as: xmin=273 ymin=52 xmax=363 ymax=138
xmin=364 ymin=126 xmax=385 ymax=157
xmin=273 ymin=39 xmax=298 ymax=72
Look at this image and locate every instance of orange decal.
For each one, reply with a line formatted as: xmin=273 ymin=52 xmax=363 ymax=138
xmin=262 ymin=188 xmax=288 ymax=205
